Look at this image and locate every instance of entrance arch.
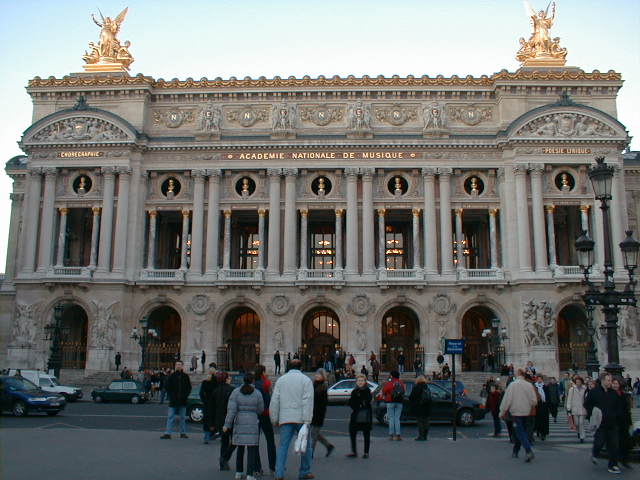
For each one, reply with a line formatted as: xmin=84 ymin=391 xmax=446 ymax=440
xmin=557 ymin=304 xmax=588 ymax=371
xmin=60 ymin=304 xmax=88 ymax=369
xmin=302 ymin=308 xmax=340 ymax=371
xmin=147 ymin=306 xmax=182 ymax=369
xmin=461 ymin=306 xmax=499 ymax=371
xmin=224 ymin=307 xmax=260 ymax=372
xmin=381 ymin=307 xmax=419 ymax=371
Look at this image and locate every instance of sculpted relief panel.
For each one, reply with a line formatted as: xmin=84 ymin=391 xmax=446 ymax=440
xmin=31 ymin=117 xmax=129 ymax=142
xmin=12 ymin=302 xmax=40 ymax=347
xmin=516 ymin=113 xmax=617 ymax=138
xmin=522 ymin=299 xmax=555 ymax=347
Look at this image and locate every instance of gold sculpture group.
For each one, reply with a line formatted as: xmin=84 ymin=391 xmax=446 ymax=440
xmin=81 ymin=2 xmax=568 ymax=73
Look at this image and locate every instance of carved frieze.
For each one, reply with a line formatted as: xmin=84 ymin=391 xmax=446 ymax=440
xmin=516 ymin=113 xmax=617 ymax=138
xmin=197 ymin=104 xmax=222 ymax=132
xmin=299 ymin=105 xmax=343 ymax=126
xmin=522 ymin=299 xmax=555 ymax=346
xmin=153 ymin=109 xmax=196 ymax=128
xmin=375 ymin=104 xmax=417 ymax=126
xmin=90 ymin=300 xmax=118 ymax=349
xmin=226 ymin=106 xmax=269 ymax=127
xmin=31 ymin=117 xmax=129 ymax=142
xmin=11 ymin=302 xmax=40 ymax=347
xmin=447 ymin=104 xmax=493 ymax=125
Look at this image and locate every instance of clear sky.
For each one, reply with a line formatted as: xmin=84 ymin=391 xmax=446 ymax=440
xmin=0 ymin=0 xmax=638 ymax=272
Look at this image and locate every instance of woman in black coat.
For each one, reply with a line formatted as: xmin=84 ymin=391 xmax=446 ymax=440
xmin=214 ymin=372 xmax=236 ymax=471
xmin=347 ymin=374 xmax=373 ymax=458
xmin=408 ymin=375 xmax=432 ymax=441
xmin=199 ymin=368 xmax=217 ymax=443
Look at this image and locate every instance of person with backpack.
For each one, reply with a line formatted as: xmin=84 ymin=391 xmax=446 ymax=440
xmin=379 ymin=370 xmax=405 ymax=440
xmin=408 ymin=375 xmax=432 ymax=441
xmin=254 ymin=365 xmax=276 ymax=476
xmin=485 ymin=384 xmax=503 ymax=437
xmin=346 ymin=374 xmax=373 ymax=458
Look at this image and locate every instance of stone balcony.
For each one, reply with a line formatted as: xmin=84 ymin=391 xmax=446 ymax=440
xmin=46 ymin=266 xmax=93 ymax=281
xmin=552 ymin=265 xmax=583 ymax=279
xmin=217 ymin=268 xmax=264 ymax=284
xmin=139 ymin=269 xmax=185 ymax=282
xmin=296 ymin=268 xmax=345 ymax=287
xmin=457 ymin=268 xmax=505 ymax=281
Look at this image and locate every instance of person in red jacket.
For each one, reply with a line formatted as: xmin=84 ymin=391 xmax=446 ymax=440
xmin=485 ymin=384 xmax=503 ymax=436
xmin=378 ymin=371 xmax=405 ymax=440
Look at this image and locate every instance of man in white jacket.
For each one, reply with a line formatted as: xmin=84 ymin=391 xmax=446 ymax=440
xmin=500 ymin=369 xmax=538 ymax=462
xmin=270 ymin=359 xmax=315 ymax=480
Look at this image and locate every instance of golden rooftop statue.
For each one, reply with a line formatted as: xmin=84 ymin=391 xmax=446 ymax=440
xmin=516 ymin=1 xmax=567 ymax=67
xmin=83 ymin=7 xmax=134 ymax=73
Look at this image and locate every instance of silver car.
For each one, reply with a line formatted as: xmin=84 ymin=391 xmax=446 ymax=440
xmin=327 ymin=379 xmax=378 ymax=404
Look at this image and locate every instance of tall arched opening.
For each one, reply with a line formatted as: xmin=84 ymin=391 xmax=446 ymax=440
xmin=224 ymin=307 xmax=260 ymax=372
xmin=147 ymin=306 xmax=182 ymax=369
xmin=461 ymin=305 xmax=501 ymax=371
xmin=60 ymin=304 xmax=88 ymax=369
xmin=557 ymin=304 xmax=589 ymax=371
xmin=381 ymin=307 xmax=419 ymax=371
xmin=302 ymin=308 xmax=340 ymax=371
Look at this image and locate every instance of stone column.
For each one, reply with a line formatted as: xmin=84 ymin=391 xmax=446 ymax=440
xmin=377 ymin=209 xmax=386 ymax=269
xmin=266 ymin=169 xmax=282 ymax=275
xmin=22 ymin=169 xmax=42 ymax=273
xmin=593 ymin=201 xmax=605 ymax=270
xmin=299 ymin=209 xmax=308 ymax=270
xmin=580 ymin=205 xmax=590 ymax=234
xmin=545 ymin=205 xmax=557 ymax=267
xmin=55 ymin=207 xmax=69 ymax=266
xmin=89 ymin=207 xmax=101 ymax=268
xmin=97 ymin=167 xmax=116 ymax=273
xmin=361 ymin=168 xmax=375 ymax=275
xmin=112 ymin=168 xmax=132 ymax=273
xmin=257 ymin=209 xmax=266 ymax=269
xmin=335 ymin=209 xmax=344 ymax=270
xmin=283 ymin=169 xmax=298 ymax=276
xmin=205 ymin=169 xmax=222 ymax=274
xmin=4 ymin=192 xmax=24 ymax=282
xmin=422 ymin=168 xmax=438 ymax=274
xmin=222 ymin=209 xmax=232 ymax=270
xmin=454 ymin=208 xmax=464 ymax=269
xmin=610 ymin=166 xmax=625 ymax=271
xmin=438 ymin=168 xmax=454 ymax=274
xmin=488 ymin=208 xmax=499 ymax=269
xmin=180 ymin=209 xmax=191 ymax=270
xmin=412 ymin=208 xmax=421 ymax=269
xmin=36 ymin=168 xmax=57 ymax=272
xmin=146 ymin=210 xmax=157 ymax=269
xmin=190 ymin=170 xmax=206 ymax=275
xmin=513 ymin=164 xmax=532 ymax=272
xmin=529 ymin=164 xmax=549 ymax=272
xmin=345 ymin=168 xmax=359 ymax=275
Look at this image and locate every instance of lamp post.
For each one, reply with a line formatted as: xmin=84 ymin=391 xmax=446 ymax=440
xmin=575 ymin=156 xmax=640 ymax=377
xmin=44 ymin=303 xmax=66 ymax=379
xmin=130 ymin=316 xmax=158 ymax=372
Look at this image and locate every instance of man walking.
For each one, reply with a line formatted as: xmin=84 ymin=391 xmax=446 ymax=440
xmin=585 ymin=373 xmax=623 ymax=474
xmin=499 ymin=368 xmax=538 ymax=462
xmin=161 ymin=361 xmax=192 ymax=439
xmin=270 ymin=359 xmax=314 ymax=480
xmin=114 ymin=352 xmax=121 ymax=371
xmin=380 ymin=370 xmax=405 ymax=440
xmin=544 ymin=377 xmax=561 ymax=423
xmin=274 ymin=350 xmax=281 ymax=375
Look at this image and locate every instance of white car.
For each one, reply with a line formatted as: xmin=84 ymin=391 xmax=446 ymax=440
xmin=327 ymin=379 xmax=378 ymax=404
xmin=8 ymin=370 xmax=83 ymax=402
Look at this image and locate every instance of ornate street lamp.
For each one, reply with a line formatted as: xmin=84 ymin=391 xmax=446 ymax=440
xmin=130 ymin=316 xmax=158 ymax=371
xmin=45 ymin=304 xmax=66 ymax=379
xmin=575 ymin=156 xmax=640 ymax=377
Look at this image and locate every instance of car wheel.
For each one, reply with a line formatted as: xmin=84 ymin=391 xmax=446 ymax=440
xmin=189 ymin=406 xmax=204 ymax=423
xmin=93 ymin=395 xmax=103 ymax=403
xmin=12 ymin=401 xmax=28 ymax=417
xmin=130 ymin=395 xmax=140 ymax=404
xmin=457 ymin=409 xmax=475 ymax=427
xmin=46 ymin=411 xmax=59 ymax=416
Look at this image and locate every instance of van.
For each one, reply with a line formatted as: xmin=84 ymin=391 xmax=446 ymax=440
xmin=8 ymin=370 xmax=83 ymax=401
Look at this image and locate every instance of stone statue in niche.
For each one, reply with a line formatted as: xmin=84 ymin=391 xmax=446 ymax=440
xmin=90 ymin=301 xmax=118 ymax=349
xmin=12 ymin=302 xmax=39 ymax=347
xmin=197 ymin=104 xmax=221 ymax=133
xmin=347 ymin=102 xmax=372 ymax=138
xmin=272 ymin=103 xmax=297 ymax=139
xmin=423 ymin=102 xmax=449 ymax=138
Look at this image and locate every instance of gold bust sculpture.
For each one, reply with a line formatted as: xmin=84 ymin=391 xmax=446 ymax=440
xmin=78 ymin=176 xmax=87 ymax=193
xmin=241 ymin=178 xmax=250 ymax=195
xmin=167 ymin=178 xmax=175 ymax=193
xmin=470 ymin=177 xmax=480 ymax=195
xmin=317 ymin=177 xmax=326 ymax=195
xmin=560 ymin=173 xmax=571 ymax=191
xmin=394 ymin=177 xmax=403 ymax=195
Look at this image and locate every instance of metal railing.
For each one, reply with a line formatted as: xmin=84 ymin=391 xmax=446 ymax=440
xmin=60 ymin=342 xmax=87 ymax=369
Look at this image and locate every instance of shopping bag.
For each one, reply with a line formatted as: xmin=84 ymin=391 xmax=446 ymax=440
xmin=294 ymin=424 xmax=309 ymax=455
xmin=567 ymin=414 xmax=576 ymax=431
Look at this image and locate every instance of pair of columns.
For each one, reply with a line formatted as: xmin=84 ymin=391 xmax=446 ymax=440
xmin=376 ymin=208 xmax=421 ymax=270
xmin=451 ymin=208 xmax=500 ymax=270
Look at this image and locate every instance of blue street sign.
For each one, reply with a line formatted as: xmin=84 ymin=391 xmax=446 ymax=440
xmin=445 ymin=338 xmax=465 ymax=355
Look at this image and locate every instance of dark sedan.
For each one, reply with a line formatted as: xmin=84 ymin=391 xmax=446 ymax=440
xmin=373 ymin=380 xmax=486 ymax=427
xmin=91 ymin=380 xmax=149 ymax=404
xmin=0 ymin=376 xmax=66 ymax=417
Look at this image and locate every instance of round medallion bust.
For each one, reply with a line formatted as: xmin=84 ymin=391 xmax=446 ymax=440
xmin=190 ymin=294 xmax=211 ymax=315
xmin=161 ymin=177 xmax=181 ymax=197
xmin=73 ymin=175 xmax=92 ymax=195
xmin=269 ymin=295 xmax=291 ymax=316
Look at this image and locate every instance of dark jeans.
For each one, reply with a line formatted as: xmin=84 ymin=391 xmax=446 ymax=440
xmin=491 ymin=411 xmax=502 ymax=435
xmin=416 ymin=416 xmax=430 ymax=439
xmin=513 ymin=416 xmax=533 ymax=454
xmin=548 ymin=403 xmax=558 ymax=420
xmin=593 ymin=423 xmax=619 ymax=468
xmin=235 ymin=445 xmax=259 ymax=476
xmin=220 ymin=431 xmax=233 ymax=466
xmin=275 ymin=363 xmax=281 ymax=375
xmin=349 ymin=426 xmax=370 ymax=455
xmin=256 ymin=415 xmax=277 ymax=472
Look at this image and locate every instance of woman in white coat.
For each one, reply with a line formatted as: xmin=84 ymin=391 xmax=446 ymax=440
xmin=566 ymin=376 xmax=588 ymax=442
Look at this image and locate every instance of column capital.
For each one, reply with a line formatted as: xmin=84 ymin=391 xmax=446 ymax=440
xmin=361 ymin=167 xmax=375 ymax=179
xmin=267 ymin=168 xmax=282 ymax=178
xmin=545 ymin=204 xmax=556 ymax=214
xmin=10 ymin=193 xmax=24 ymax=202
xmin=223 ymin=209 xmax=232 ymax=218
xmin=580 ymin=204 xmax=591 ymax=214
xmin=182 ymin=209 xmax=191 ymax=218
xmin=300 ymin=209 xmax=308 ymax=217
xmin=377 ymin=208 xmax=386 ymax=217
xmin=42 ymin=167 xmax=57 ymax=177
xmin=117 ymin=167 xmax=132 ymax=176
xmin=58 ymin=207 xmax=69 ymax=215
xmin=421 ymin=167 xmax=437 ymax=177
xmin=454 ymin=208 xmax=464 ymax=216
xmin=437 ymin=167 xmax=452 ymax=176
xmin=27 ymin=166 xmax=43 ymax=176
xmin=488 ymin=208 xmax=499 ymax=216
xmin=344 ymin=167 xmax=359 ymax=178
xmin=101 ymin=166 xmax=117 ymax=177
xmin=92 ymin=206 xmax=101 ymax=216
xmin=258 ymin=208 xmax=266 ymax=216
xmin=147 ymin=209 xmax=157 ymax=217
xmin=335 ymin=208 xmax=344 ymax=217
xmin=529 ymin=163 xmax=544 ymax=174
xmin=283 ymin=168 xmax=298 ymax=177
xmin=513 ymin=164 xmax=529 ymax=175
xmin=412 ymin=207 xmax=421 ymax=216
xmin=207 ymin=168 xmax=222 ymax=178
xmin=191 ymin=169 xmax=207 ymax=180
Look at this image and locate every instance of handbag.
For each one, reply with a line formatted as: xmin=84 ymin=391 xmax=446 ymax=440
xmin=355 ymin=407 xmax=372 ymax=424
xmin=567 ymin=414 xmax=576 ymax=431
xmin=294 ymin=424 xmax=309 ymax=455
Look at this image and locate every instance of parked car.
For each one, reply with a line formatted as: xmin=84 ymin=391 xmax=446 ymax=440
xmin=432 ymin=379 xmax=468 ymax=397
xmin=327 ymin=379 xmax=378 ymax=404
xmin=0 ymin=375 xmax=66 ymax=417
xmin=91 ymin=380 xmax=149 ymax=404
xmin=187 ymin=374 xmax=244 ymax=423
xmin=9 ymin=370 xmax=83 ymax=401
xmin=373 ymin=380 xmax=486 ymax=427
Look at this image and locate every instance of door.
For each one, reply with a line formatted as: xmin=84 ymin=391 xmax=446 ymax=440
xmin=106 ymin=381 xmax=123 ymax=401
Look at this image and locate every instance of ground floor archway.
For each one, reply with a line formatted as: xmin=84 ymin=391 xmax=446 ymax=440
xmin=557 ymin=304 xmax=589 ymax=371
xmin=380 ymin=306 xmax=419 ymax=371
xmin=302 ymin=308 xmax=340 ymax=371
xmin=461 ymin=305 xmax=501 ymax=371
xmin=147 ymin=306 xmax=182 ymax=369
xmin=223 ymin=307 xmax=260 ymax=372
xmin=60 ymin=304 xmax=88 ymax=369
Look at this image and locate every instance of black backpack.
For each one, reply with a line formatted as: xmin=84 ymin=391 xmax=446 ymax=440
xmin=391 ymin=381 xmax=405 ymax=402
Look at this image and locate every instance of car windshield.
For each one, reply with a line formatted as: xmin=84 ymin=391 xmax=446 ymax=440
xmin=39 ymin=378 xmax=55 ymax=387
xmin=50 ymin=378 xmax=60 ymax=386
xmin=5 ymin=377 xmax=39 ymax=391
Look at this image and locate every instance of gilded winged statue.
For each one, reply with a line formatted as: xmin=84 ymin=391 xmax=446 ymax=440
xmin=83 ymin=7 xmax=134 ymax=70
xmin=516 ymin=1 xmax=567 ymax=66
